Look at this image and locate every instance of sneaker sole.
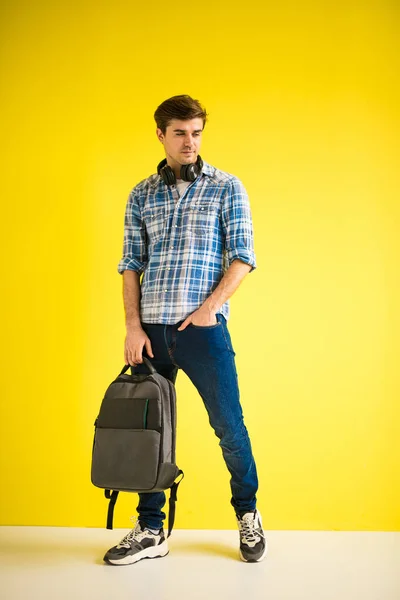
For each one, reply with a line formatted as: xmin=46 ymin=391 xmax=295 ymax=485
xmin=104 ymin=540 xmax=169 ymax=566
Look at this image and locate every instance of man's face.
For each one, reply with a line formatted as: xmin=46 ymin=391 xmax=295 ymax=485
xmin=156 ymin=118 xmax=203 ymax=172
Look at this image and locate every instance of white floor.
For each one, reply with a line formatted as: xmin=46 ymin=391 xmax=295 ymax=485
xmin=0 ymin=527 xmax=399 ymax=600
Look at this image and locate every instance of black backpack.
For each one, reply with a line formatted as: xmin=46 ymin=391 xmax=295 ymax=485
xmin=91 ymin=358 xmax=183 ymax=536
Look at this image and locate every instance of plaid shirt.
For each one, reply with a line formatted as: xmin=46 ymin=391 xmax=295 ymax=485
xmin=117 ymin=160 xmax=257 ymax=324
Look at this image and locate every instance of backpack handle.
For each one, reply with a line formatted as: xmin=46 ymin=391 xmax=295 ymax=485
xmin=119 ymin=357 xmax=157 ymax=376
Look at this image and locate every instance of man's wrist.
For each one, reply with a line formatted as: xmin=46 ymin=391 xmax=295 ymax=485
xmin=126 ymin=318 xmax=142 ymax=331
xmin=203 ymin=296 xmax=220 ymax=314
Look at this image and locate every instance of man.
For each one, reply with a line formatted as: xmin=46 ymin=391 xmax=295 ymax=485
xmin=103 ymin=95 xmax=267 ymax=565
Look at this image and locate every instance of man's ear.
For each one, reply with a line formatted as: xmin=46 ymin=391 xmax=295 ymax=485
xmin=156 ymin=128 xmax=164 ymax=143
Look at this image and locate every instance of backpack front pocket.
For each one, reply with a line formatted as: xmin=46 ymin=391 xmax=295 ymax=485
xmin=91 ymin=428 xmax=161 ymax=490
xmin=96 ymin=397 xmax=161 ymax=431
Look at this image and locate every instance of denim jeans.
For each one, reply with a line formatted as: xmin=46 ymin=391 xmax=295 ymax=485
xmin=130 ymin=312 xmax=258 ymax=530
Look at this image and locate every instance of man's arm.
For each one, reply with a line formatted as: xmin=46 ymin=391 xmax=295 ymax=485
xmin=123 ymin=270 xmax=142 ymax=329
xmin=177 ymin=259 xmax=252 ymax=330
xmin=178 ymin=175 xmax=256 ymax=331
xmin=118 ymin=188 xmax=152 ymax=365
xmin=123 ymin=270 xmax=154 ymax=365
xmin=203 ymin=258 xmax=252 ymax=313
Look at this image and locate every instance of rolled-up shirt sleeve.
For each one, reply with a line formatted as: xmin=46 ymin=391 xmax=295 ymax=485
xmin=221 ymin=178 xmax=257 ymax=272
xmin=117 ymin=191 xmax=148 ymax=275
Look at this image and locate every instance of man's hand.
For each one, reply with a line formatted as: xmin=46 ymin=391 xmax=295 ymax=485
xmin=177 ymin=305 xmax=217 ymax=331
xmin=124 ymin=324 xmax=154 ymax=365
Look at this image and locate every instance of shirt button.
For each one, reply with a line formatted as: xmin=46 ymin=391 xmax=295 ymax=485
xmin=201 ymin=207 xmax=205 ymax=211
xmin=170 ymin=246 xmax=174 ymax=249
xmin=164 ymin=289 xmax=168 ymax=292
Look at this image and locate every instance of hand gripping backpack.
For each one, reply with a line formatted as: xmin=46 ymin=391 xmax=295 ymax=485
xmin=91 ymin=358 xmax=183 ymax=536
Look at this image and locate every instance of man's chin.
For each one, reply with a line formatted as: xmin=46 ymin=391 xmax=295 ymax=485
xmin=180 ymin=153 xmax=196 ymax=163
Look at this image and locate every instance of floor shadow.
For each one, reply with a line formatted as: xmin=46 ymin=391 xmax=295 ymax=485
xmin=0 ymin=534 xmax=107 ymax=566
xmin=0 ymin=530 xmax=239 ymax=565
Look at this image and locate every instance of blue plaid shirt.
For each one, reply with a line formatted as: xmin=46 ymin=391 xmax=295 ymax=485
xmin=117 ymin=160 xmax=257 ymax=324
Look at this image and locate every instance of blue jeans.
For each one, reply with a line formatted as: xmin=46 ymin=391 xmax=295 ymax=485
xmin=131 ymin=313 xmax=258 ymax=530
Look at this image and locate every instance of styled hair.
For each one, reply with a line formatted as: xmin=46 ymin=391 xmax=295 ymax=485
xmin=154 ymin=95 xmax=208 ymax=134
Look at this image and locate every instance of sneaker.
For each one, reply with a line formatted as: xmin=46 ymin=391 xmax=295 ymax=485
xmin=103 ymin=519 xmax=169 ymax=566
xmin=236 ymin=509 xmax=268 ymax=562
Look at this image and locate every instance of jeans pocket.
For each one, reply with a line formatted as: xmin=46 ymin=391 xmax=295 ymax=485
xmin=189 ymin=314 xmax=221 ymax=329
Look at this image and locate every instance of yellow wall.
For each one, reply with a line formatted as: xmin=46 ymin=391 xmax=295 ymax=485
xmin=1 ymin=0 xmax=399 ymax=530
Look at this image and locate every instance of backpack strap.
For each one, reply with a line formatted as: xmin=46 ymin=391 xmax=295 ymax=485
xmin=167 ymin=470 xmax=184 ymax=538
xmin=105 ymin=473 xmax=184 ymax=535
xmin=105 ymin=490 xmax=119 ymax=530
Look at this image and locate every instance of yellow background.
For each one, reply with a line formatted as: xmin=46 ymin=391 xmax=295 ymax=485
xmin=1 ymin=0 xmax=399 ymax=530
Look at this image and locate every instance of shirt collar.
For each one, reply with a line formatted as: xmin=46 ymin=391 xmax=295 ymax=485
xmin=201 ymin=161 xmax=215 ymax=178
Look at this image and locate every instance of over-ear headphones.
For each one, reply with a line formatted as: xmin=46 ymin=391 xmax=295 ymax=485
xmin=157 ymin=155 xmax=203 ymax=186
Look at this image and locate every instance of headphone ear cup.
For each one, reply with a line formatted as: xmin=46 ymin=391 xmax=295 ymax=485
xmin=161 ymin=165 xmax=176 ymax=185
xmin=157 ymin=159 xmax=176 ymax=185
xmin=180 ymin=163 xmax=197 ymax=182
xmin=180 ymin=155 xmax=203 ymax=182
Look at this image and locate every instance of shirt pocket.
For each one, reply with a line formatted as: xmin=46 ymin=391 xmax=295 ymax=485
xmin=186 ymin=201 xmax=220 ymax=237
xmin=143 ymin=206 xmax=166 ymax=246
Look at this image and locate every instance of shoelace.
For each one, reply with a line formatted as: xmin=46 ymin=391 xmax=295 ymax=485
xmin=117 ymin=517 xmax=143 ymax=548
xmin=117 ymin=516 xmax=160 ymax=548
xmin=239 ymin=513 xmax=265 ymax=544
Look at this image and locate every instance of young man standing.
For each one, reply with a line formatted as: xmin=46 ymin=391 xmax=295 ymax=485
xmin=103 ymin=95 xmax=267 ymax=565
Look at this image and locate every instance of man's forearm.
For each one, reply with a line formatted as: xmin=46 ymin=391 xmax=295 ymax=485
xmin=202 ymin=259 xmax=252 ymax=314
xmin=122 ymin=270 xmax=142 ymax=329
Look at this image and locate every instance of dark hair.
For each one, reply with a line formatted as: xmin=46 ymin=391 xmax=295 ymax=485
xmin=154 ymin=95 xmax=208 ymax=134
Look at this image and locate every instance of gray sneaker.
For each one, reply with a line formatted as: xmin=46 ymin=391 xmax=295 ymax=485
xmin=236 ymin=509 xmax=268 ymax=562
xmin=103 ymin=520 xmax=169 ymax=566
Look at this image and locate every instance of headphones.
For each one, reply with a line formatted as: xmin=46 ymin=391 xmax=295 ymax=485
xmin=157 ymin=155 xmax=203 ymax=186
